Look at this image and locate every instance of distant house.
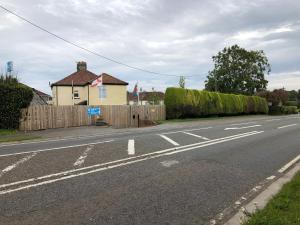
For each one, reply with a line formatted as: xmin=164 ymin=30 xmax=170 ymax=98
xmin=22 ymin=84 xmax=52 ymax=105
xmin=128 ymin=91 xmax=164 ymax=105
xmin=51 ymin=62 xmax=128 ymax=106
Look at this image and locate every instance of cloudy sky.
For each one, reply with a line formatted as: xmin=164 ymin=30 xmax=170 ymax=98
xmin=0 ymin=0 xmax=300 ymax=94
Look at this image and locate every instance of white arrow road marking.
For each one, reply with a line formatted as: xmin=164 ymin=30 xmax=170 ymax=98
xmin=278 ymin=155 xmax=300 ymax=173
xmin=159 ymin=134 xmax=180 ymax=146
xmin=277 ymin=124 xmax=297 ymax=129
xmin=127 ymin=140 xmax=135 ymax=155
xmin=73 ymin=145 xmax=94 ymax=167
xmin=0 ymin=131 xmax=263 ymax=195
xmin=182 ymin=132 xmax=210 ymax=140
xmin=0 ymin=153 xmax=37 ymax=178
xmin=224 ymin=125 xmax=262 ymax=130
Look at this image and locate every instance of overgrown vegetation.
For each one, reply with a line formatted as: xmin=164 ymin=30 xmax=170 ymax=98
xmin=0 ymin=75 xmax=33 ymax=129
xmin=243 ymin=172 xmax=300 ymax=225
xmin=165 ymin=87 xmax=268 ymax=119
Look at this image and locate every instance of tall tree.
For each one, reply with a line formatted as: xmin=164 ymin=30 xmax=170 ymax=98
xmin=179 ymin=76 xmax=185 ymax=88
xmin=205 ymin=45 xmax=270 ymax=95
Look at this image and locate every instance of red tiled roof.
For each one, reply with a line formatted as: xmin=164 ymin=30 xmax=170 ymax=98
xmin=51 ymin=70 xmax=98 ymax=86
xmin=51 ymin=72 xmax=128 ymax=86
xmin=99 ymin=73 xmax=128 ymax=85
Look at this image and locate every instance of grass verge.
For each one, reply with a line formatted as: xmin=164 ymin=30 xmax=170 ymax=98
xmin=243 ymin=171 xmax=300 ymax=225
xmin=0 ymin=129 xmax=40 ymax=143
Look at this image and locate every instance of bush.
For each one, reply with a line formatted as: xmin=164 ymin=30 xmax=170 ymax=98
xmin=0 ymin=83 xmax=33 ymax=129
xmin=285 ymin=101 xmax=298 ymax=107
xmin=165 ymin=87 xmax=268 ymax=119
xmin=269 ymin=106 xmax=298 ymax=115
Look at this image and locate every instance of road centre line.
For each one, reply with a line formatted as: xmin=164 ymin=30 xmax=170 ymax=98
xmin=73 ymin=145 xmax=94 ymax=167
xmin=127 ymin=140 xmax=135 ymax=155
xmin=266 ymin=119 xmax=281 ymax=122
xmin=278 ymin=155 xmax=300 ymax=173
xmin=277 ymin=124 xmax=297 ymax=129
xmin=224 ymin=125 xmax=262 ymax=130
xmin=229 ymin=122 xmax=256 ymax=126
xmin=0 ymin=153 xmax=37 ymax=178
xmin=0 ymin=140 xmax=114 ymax=158
xmin=182 ymin=132 xmax=210 ymax=140
xmin=0 ymin=131 xmax=263 ymax=194
xmin=159 ymin=134 xmax=180 ymax=146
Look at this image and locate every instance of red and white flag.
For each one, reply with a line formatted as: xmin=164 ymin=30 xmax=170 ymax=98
xmin=91 ymin=76 xmax=102 ymax=87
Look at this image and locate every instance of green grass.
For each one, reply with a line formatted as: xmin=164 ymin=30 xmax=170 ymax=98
xmin=0 ymin=129 xmax=40 ymax=143
xmin=243 ymin=172 xmax=300 ymax=225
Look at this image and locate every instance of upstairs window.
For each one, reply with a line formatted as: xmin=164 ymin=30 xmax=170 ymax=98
xmin=73 ymin=90 xmax=80 ymax=99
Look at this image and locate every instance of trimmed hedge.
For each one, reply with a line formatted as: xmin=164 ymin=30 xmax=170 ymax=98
xmin=269 ymin=106 xmax=298 ymax=115
xmin=285 ymin=101 xmax=298 ymax=107
xmin=165 ymin=87 xmax=268 ymax=119
xmin=0 ymin=83 xmax=33 ymax=129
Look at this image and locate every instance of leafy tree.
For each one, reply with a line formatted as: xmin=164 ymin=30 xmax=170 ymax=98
xmin=287 ymin=90 xmax=298 ymax=101
xmin=179 ymin=76 xmax=185 ymax=88
xmin=205 ymin=45 xmax=271 ymax=95
xmin=257 ymin=88 xmax=288 ymax=106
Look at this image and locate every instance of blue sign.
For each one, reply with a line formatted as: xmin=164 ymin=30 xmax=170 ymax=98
xmin=87 ymin=107 xmax=101 ymax=116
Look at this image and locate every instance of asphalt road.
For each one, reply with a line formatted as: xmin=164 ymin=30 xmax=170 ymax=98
xmin=0 ymin=115 xmax=300 ymax=225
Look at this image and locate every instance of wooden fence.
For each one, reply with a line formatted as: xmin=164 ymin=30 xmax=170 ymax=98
xmin=19 ymin=105 xmax=166 ymax=131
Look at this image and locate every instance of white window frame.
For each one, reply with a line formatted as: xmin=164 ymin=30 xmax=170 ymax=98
xmin=73 ymin=90 xmax=80 ymax=99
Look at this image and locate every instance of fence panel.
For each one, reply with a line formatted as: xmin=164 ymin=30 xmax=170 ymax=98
xmin=19 ymin=105 xmax=165 ymax=131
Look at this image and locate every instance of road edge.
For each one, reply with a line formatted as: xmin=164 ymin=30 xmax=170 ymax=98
xmin=223 ymin=162 xmax=300 ymax=225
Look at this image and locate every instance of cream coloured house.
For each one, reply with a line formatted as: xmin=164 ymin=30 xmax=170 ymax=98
xmin=51 ymin=62 xmax=128 ymax=106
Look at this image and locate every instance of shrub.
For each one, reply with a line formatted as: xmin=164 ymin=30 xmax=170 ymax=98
xmin=285 ymin=101 xmax=298 ymax=107
xmin=282 ymin=106 xmax=298 ymax=114
xmin=269 ymin=106 xmax=298 ymax=115
xmin=0 ymin=83 xmax=33 ymax=129
xmin=165 ymin=87 xmax=268 ymax=119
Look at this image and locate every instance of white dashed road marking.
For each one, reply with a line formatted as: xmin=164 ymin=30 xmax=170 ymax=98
xmin=0 ymin=153 xmax=37 ymax=178
xmin=182 ymin=132 xmax=210 ymax=140
xmin=224 ymin=125 xmax=262 ymax=130
xmin=277 ymin=124 xmax=297 ymax=129
xmin=74 ymin=145 xmax=94 ymax=167
xmin=160 ymin=160 xmax=179 ymax=167
xmin=278 ymin=155 xmax=300 ymax=173
xmin=266 ymin=175 xmax=276 ymax=180
xmin=127 ymin=139 xmax=135 ymax=155
xmin=159 ymin=134 xmax=180 ymax=146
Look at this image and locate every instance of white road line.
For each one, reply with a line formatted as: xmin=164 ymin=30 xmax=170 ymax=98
xmin=0 ymin=153 xmax=37 ymax=178
xmin=127 ymin=140 xmax=135 ymax=155
xmin=159 ymin=134 xmax=180 ymax=146
xmin=0 ymin=131 xmax=263 ymax=195
xmin=266 ymin=175 xmax=276 ymax=180
xmin=278 ymin=155 xmax=300 ymax=173
xmin=266 ymin=119 xmax=281 ymax=122
xmin=277 ymin=124 xmax=297 ymax=129
xmin=0 ymin=140 xmax=113 ymax=158
xmin=160 ymin=127 xmax=212 ymax=135
xmin=229 ymin=122 xmax=256 ymax=126
xmin=182 ymin=132 xmax=210 ymax=140
xmin=224 ymin=125 xmax=262 ymax=130
xmin=73 ymin=145 xmax=94 ymax=167
xmin=0 ymin=131 xmax=261 ymax=190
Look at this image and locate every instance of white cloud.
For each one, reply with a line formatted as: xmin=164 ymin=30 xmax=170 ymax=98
xmin=268 ymin=71 xmax=300 ymax=91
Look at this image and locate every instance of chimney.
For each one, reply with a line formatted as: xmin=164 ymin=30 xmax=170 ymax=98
xmin=77 ymin=61 xmax=87 ymax=71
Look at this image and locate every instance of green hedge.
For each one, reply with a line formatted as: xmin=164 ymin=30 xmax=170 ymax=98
xmin=285 ymin=101 xmax=298 ymax=107
xmin=269 ymin=106 xmax=298 ymax=115
xmin=165 ymin=87 xmax=268 ymax=119
xmin=0 ymin=83 xmax=33 ymax=129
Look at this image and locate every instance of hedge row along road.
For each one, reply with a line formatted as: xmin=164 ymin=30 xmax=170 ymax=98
xmin=165 ymin=87 xmax=268 ymax=119
xmin=0 ymin=115 xmax=299 ymax=224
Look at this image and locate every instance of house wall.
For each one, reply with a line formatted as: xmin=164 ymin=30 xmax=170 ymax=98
xmin=89 ymin=85 xmax=127 ymax=105
xmin=52 ymin=85 xmax=127 ymax=105
xmin=52 ymin=86 xmax=88 ymax=105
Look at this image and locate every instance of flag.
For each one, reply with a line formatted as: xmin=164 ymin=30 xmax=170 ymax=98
xmin=91 ymin=76 xmax=102 ymax=87
xmin=133 ymin=83 xmax=138 ymax=97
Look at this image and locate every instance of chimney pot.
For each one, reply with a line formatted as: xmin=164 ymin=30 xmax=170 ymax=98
xmin=77 ymin=61 xmax=87 ymax=71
